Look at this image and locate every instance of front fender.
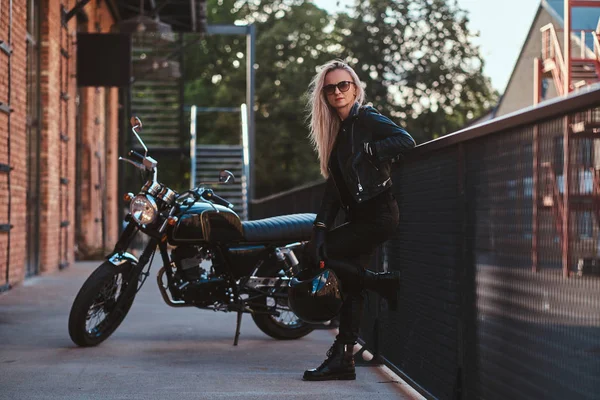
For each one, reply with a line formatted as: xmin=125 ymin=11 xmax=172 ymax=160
xmin=107 ymin=252 xmax=139 ymax=267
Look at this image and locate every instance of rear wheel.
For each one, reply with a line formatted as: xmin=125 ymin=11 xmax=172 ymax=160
xmin=68 ymin=261 xmax=136 ymax=347
xmin=251 ymin=259 xmax=314 ymax=340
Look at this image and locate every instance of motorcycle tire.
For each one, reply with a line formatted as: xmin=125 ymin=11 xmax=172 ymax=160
xmin=251 ymin=259 xmax=314 ymax=340
xmin=68 ymin=261 xmax=136 ymax=347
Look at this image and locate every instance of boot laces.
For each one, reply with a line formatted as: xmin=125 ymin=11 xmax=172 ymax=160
xmin=325 ymin=343 xmax=337 ymax=358
xmin=325 ymin=346 xmax=335 ymax=359
xmin=317 ymin=343 xmax=340 ymax=369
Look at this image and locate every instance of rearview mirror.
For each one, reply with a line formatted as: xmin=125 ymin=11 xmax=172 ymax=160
xmin=129 ymin=116 xmax=148 ymax=156
xmin=130 ymin=116 xmax=142 ymax=130
xmin=219 ymin=170 xmax=235 ymax=184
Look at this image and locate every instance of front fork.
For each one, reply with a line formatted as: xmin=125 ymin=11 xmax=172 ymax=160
xmin=106 ymin=220 xmax=163 ymax=295
xmin=107 ymin=221 xmax=140 ymax=266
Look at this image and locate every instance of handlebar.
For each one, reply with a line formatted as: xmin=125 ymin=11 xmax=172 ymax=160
xmin=201 ymin=189 xmax=234 ymax=209
xmin=175 ymin=188 xmax=233 ymax=210
xmin=119 ymin=150 xmax=158 ymax=182
xmin=118 ymin=157 xmax=145 ymax=170
xmin=128 ymin=150 xmax=145 ymax=164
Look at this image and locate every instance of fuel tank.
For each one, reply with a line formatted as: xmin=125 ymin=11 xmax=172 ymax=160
xmin=168 ymin=202 xmax=244 ymax=245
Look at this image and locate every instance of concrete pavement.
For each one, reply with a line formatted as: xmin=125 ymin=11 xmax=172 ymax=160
xmin=0 ymin=261 xmax=420 ymax=400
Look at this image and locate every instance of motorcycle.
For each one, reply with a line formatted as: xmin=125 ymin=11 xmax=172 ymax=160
xmin=68 ymin=116 xmax=317 ymax=347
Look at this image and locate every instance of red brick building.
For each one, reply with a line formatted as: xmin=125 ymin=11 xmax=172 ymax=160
xmin=0 ymin=0 xmax=120 ymax=290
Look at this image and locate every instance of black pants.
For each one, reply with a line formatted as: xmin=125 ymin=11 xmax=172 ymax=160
xmin=324 ymin=190 xmax=399 ymax=345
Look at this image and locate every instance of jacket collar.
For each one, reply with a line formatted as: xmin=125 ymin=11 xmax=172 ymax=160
xmin=341 ymin=102 xmax=361 ymax=124
xmin=350 ymin=102 xmax=361 ymax=119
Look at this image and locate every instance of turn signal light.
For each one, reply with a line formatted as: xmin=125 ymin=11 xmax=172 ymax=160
xmin=123 ymin=192 xmax=134 ymax=202
xmin=167 ymin=216 xmax=179 ymax=226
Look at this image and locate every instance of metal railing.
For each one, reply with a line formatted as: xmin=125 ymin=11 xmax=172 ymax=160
xmin=594 ymin=27 xmax=600 ymax=63
xmin=541 ymin=22 xmax=600 ymax=94
xmin=250 ymin=85 xmax=600 ymax=400
xmin=541 ymin=24 xmax=567 ymax=95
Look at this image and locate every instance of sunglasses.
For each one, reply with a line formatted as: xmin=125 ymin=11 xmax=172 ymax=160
xmin=322 ymin=81 xmax=355 ymax=95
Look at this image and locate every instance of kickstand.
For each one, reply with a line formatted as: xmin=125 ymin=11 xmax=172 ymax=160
xmin=233 ymin=310 xmax=243 ymax=346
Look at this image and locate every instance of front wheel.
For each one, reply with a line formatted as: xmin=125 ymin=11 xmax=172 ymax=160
xmin=251 ymin=258 xmax=314 ymax=340
xmin=68 ymin=261 xmax=137 ymax=347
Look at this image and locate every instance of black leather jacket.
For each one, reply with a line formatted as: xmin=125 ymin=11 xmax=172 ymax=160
xmin=315 ymin=102 xmax=416 ymax=228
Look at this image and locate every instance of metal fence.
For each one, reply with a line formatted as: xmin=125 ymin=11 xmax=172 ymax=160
xmin=250 ymin=86 xmax=600 ymax=400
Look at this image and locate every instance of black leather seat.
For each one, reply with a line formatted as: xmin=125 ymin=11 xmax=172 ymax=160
xmin=242 ymin=213 xmax=316 ymax=243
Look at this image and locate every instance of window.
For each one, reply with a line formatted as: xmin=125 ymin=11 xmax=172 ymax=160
xmin=26 ymin=0 xmax=39 ymax=129
xmin=579 ymin=169 xmax=593 ymax=194
xmin=580 ymin=138 xmax=593 ymax=168
xmin=578 ymin=211 xmax=593 ymax=239
xmin=507 ymin=179 xmax=517 ymax=199
xmin=524 ymin=176 xmax=533 ymax=198
xmin=541 ymin=78 xmax=550 ymax=100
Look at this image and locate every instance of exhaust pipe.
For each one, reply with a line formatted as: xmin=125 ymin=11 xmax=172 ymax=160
xmin=157 ymin=266 xmax=191 ymax=307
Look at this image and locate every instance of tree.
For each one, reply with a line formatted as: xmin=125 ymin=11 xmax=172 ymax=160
xmin=184 ymin=0 xmax=340 ymax=197
xmin=251 ymin=0 xmax=341 ymax=196
xmin=183 ymin=0 xmax=248 ymax=145
xmin=336 ymin=0 xmax=498 ymax=143
xmin=182 ymin=0 xmax=498 ymax=198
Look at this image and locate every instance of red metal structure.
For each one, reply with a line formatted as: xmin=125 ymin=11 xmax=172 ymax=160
xmin=535 ymin=0 xmax=600 ymax=100
xmin=533 ymin=0 xmax=600 ymax=277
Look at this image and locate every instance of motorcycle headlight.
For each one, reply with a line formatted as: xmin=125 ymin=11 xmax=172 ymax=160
xmin=130 ymin=195 xmax=158 ymax=225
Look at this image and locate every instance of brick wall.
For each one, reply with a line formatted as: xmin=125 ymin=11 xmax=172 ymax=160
xmin=39 ymin=0 xmax=62 ymax=272
xmin=106 ymin=87 xmax=119 ymax=246
xmin=0 ymin=0 xmax=119 ymax=288
xmin=0 ymin=0 xmax=28 ymax=287
xmin=76 ymin=2 xmax=120 ymax=257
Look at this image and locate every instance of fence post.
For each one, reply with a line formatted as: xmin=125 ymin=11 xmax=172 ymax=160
xmin=562 ymin=115 xmax=571 ymax=278
xmin=190 ymin=105 xmax=197 ymax=189
xmin=533 ymin=121 xmax=540 ymax=272
xmin=456 ymin=143 xmax=478 ymax=399
xmin=454 ymin=144 xmax=467 ymax=399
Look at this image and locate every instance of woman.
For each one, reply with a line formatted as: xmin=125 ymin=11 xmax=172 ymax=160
xmin=303 ymin=60 xmax=416 ymax=381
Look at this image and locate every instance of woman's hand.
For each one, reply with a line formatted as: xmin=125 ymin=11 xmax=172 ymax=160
xmin=360 ymin=106 xmax=416 ymax=162
xmin=307 ymin=226 xmax=327 ymax=268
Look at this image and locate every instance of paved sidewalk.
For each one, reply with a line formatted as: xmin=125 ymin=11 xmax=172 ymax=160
xmin=0 ymin=261 xmax=419 ymax=400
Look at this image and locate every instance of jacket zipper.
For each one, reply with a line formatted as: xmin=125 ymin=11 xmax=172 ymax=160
xmin=379 ymin=177 xmax=391 ymax=187
xmin=367 ymin=158 xmax=379 ymax=171
xmin=350 ymin=121 xmax=363 ymax=193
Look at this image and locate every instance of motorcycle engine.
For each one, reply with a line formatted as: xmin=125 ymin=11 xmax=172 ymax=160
xmin=171 ymin=245 xmax=230 ymax=306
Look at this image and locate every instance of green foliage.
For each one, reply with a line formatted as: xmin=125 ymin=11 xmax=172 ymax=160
xmin=184 ymin=0 xmax=333 ymax=197
xmin=183 ymin=0 xmax=498 ymax=198
xmin=338 ymin=0 xmax=498 ymax=143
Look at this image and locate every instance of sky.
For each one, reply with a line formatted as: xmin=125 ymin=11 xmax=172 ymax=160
xmin=312 ymin=0 xmax=541 ymax=93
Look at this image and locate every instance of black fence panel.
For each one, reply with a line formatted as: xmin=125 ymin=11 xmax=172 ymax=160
xmin=251 ymin=180 xmax=326 ymax=220
xmin=382 ymin=149 xmax=463 ymax=399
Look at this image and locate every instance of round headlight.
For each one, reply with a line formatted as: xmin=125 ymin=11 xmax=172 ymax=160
xmin=130 ymin=195 xmax=158 ymax=225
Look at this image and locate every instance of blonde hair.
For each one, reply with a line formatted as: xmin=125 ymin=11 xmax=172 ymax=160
xmin=307 ymin=60 xmax=365 ymax=178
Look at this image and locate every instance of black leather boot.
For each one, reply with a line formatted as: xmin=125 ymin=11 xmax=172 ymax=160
xmin=303 ymin=341 xmax=356 ymax=381
xmin=363 ymin=270 xmax=401 ymax=311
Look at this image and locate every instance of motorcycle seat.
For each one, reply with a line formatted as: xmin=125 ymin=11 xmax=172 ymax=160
xmin=241 ymin=213 xmax=316 ymax=243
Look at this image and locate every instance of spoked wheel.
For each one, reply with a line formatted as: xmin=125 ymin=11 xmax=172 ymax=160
xmin=68 ymin=261 xmax=137 ymax=347
xmin=251 ymin=260 xmax=314 ymax=340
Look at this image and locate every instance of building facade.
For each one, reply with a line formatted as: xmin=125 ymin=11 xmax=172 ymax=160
xmin=496 ymin=0 xmax=599 ymax=117
xmin=0 ymin=0 xmax=120 ymax=291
